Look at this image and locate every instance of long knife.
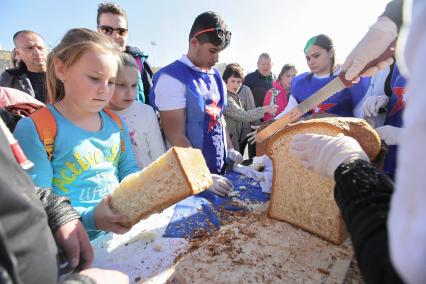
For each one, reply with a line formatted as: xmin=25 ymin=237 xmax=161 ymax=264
xmin=255 ymin=41 xmax=396 ymax=143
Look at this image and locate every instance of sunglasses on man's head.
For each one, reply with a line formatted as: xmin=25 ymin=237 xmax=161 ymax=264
xmin=194 ymin=27 xmax=232 ymax=42
xmin=98 ymin=25 xmax=128 ymax=36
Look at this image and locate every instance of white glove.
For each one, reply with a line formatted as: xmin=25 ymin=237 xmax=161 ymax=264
xmin=227 ymin=148 xmax=243 ymax=164
xmin=363 ymin=95 xmax=389 ymax=117
xmin=375 ymin=125 xmax=401 ymax=145
xmin=208 ymin=174 xmax=234 ymax=196
xmin=290 ymin=134 xmax=369 ymax=178
xmin=342 ymin=16 xmax=398 ymax=81
xmin=247 ymin=125 xmax=260 ymax=145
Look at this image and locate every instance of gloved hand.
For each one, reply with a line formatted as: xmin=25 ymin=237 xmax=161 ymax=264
xmin=208 ymin=174 xmax=233 ymax=196
xmin=342 ymin=16 xmax=398 ymax=81
xmin=363 ymin=95 xmax=389 ymax=117
xmin=227 ymin=148 xmax=243 ymax=164
xmin=376 ymin=125 xmax=401 ymax=145
xmin=290 ymin=134 xmax=369 ymax=178
xmin=247 ymin=125 xmax=260 ymax=144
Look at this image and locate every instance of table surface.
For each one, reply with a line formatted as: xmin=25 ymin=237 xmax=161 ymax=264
xmin=91 ymin=172 xmax=358 ymax=284
xmin=92 ymin=205 xmax=188 ymax=284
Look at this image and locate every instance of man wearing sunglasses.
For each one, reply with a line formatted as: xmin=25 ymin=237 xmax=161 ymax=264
xmin=150 ymin=11 xmax=243 ymax=197
xmin=97 ymin=2 xmax=154 ymax=104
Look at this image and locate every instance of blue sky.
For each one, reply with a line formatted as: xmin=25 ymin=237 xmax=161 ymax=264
xmin=0 ymin=0 xmax=389 ymax=74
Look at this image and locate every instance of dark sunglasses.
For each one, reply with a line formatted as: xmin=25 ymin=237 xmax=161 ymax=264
xmin=98 ymin=25 xmax=128 ymax=36
xmin=193 ymin=27 xmax=232 ymax=42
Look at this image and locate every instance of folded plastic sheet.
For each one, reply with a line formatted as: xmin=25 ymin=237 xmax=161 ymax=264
xmin=163 ymin=171 xmax=269 ymax=238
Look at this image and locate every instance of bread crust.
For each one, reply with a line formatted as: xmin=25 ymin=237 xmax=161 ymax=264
xmin=297 ymin=117 xmax=381 ymax=160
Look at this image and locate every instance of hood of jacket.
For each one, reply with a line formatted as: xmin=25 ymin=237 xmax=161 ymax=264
xmin=125 ymin=46 xmax=148 ymax=59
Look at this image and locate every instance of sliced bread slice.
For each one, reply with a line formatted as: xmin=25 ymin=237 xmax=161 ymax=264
xmin=111 ymin=147 xmax=213 ymax=225
xmin=268 ymin=117 xmax=380 ymax=244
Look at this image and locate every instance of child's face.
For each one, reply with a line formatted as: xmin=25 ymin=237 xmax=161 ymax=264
xmin=58 ymin=50 xmax=117 ymax=113
xmin=226 ymin=75 xmax=242 ymax=94
xmin=108 ymin=66 xmax=138 ymax=111
xmin=280 ymin=69 xmax=297 ymax=89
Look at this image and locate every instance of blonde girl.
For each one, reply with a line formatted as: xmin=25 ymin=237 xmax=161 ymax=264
xmin=14 ymin=28 xmax=139 ymax=240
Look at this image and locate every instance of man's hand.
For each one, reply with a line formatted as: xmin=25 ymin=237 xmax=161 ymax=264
xmin=263 ymin=105 xmax=278 ymax=115
xmin=363 ymin=95 xmax=389 ymax=117
xmin=227 ymin=148 xmax=243 ymax=164
xmin=94 ymin=196 xmax=132 ymax=234
xmin=376 ymin=125 xmax=401 ymax=145
xmin=208 ymin=174 xmax=233 ymax=196
xmin=342 ymin=16 xmax=397 ymax=82
xmin=55 ymin=219 xmax=93 ymax=271
xmin=247 ymin=125 xmax=260 ymax=145
xmin=290 ymin=134 xmax=369 ymax=178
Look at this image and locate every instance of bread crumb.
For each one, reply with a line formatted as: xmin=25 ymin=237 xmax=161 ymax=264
xmin=125 ymin=231 xmax=157 ymax=245
xmin=154 ymin=244 xmax=162 ymax=252
xmin=228 ymin=191 xmax=240 ymax=197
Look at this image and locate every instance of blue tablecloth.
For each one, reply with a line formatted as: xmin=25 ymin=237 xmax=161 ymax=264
xmin=163 ymin=171 xmax=270 ymax=238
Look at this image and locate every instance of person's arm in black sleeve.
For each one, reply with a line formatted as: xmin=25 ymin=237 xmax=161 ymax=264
xmin=334 ymin=159 xmax=403 ymax=284
xmin=381 ymin=0 xmax=403 ymax=31
xmin=34 ymin=187 xmax=80 ymax=233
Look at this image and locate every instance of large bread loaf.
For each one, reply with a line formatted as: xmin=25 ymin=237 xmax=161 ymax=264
xmin=111 ymin=147 xmax=213 ymax=225
xmin=268 ymin=117 xmax=381 ymax=244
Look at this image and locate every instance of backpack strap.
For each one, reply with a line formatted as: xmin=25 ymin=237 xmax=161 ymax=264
xmin=29 ymin=107 xmax=125 ymax=161
xmin=29 ymin=107 xmax=57 ymax=161
xmin=103 ymin=108 xmax=125 ymax=153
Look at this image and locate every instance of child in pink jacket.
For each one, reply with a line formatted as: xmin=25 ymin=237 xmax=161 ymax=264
xmin=263 ymin=64 xmax=297 ymax=121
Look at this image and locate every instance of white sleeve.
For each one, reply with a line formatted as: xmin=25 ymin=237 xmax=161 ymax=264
xmin=353 ymin=90 xmax=371 ymax=118
xmin=274 ymin=95 xmax=298 ymax=120
xmin=145 ymin=106 xmax=166 ymax=161
xmin=353 ymin=68 xmax=390 ymax=118
xmin=154 ymin=73 xmax=186 ymax=111
xmin=389 ymin=3 xmax=426 ymax=284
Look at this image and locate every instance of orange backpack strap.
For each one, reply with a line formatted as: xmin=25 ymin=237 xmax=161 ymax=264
xmin=103 ymin=108 xmax=125 ymax=152
xmin=29 ymin=107 xmax=57 ymax=161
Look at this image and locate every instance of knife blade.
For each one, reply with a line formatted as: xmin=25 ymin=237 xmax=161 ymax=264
xmin=255 ymin=40 xmax=396 ymax=143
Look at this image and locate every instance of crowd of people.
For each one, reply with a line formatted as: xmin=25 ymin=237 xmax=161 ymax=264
xmin=1 ymin=0 xmax=424 ymax=283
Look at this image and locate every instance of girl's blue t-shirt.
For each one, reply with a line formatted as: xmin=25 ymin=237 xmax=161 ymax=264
xmin=13 ymin=105 xmax=139 ymax=239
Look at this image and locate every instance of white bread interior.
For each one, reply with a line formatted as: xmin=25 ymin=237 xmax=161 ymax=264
xmin=110 ymin=147 xmax=213 ymax=225
xmin=268 ymin=117 xmax=380 ymax=244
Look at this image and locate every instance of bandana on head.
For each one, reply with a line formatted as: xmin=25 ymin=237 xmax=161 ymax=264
xmin=304 ymin=34 xmax=334 ymax=54
xmin=304 ymin=36 xmax=317 ymax=54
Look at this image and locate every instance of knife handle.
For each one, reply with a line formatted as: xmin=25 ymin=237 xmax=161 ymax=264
xmin=339 ymin=40 xmax=396 ymax=87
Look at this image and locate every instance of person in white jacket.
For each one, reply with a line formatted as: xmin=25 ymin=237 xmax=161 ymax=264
xmin=290 ymin=0 xmax=426 ymax=283
xmin=108 ymin=52 xmax=166 ymax=169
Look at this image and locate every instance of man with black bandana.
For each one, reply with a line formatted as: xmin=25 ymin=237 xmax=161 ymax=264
xmin=0 ymin=30 xmax=48 ymax=103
